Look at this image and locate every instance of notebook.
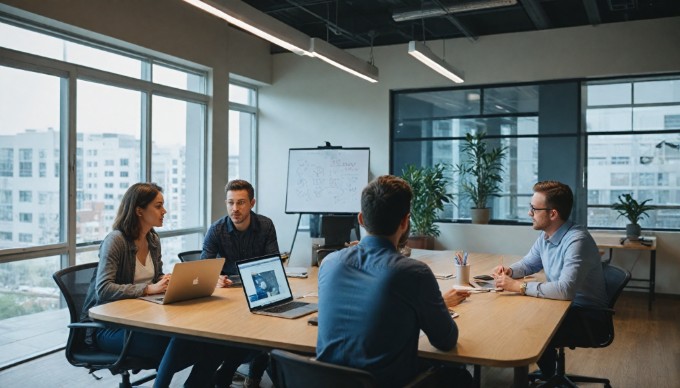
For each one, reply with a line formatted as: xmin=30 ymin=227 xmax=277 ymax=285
xmin=139 ymin=258 xmax=224 ymax=304
xmin=236 ymin=254 xmax=317 ymax=319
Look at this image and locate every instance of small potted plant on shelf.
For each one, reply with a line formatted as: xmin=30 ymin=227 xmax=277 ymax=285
xmin=401 ymin=163 xmax=454 ymax=250
xmin=611 ymin=193 xmax=654 ymax=241
xmin=454 ymin=131 xmax=507 ymax=224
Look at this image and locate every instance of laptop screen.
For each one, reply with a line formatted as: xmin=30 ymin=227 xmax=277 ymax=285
xmin=237 ymin=255 xmax=293 ymax=309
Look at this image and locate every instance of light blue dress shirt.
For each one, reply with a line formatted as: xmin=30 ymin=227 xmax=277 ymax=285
xmin=509 ymin=221 xmax=608 ymax=308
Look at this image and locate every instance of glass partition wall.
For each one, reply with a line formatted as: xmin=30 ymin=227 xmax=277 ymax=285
xmin=391 ymin=77 xmax=680 ymax=229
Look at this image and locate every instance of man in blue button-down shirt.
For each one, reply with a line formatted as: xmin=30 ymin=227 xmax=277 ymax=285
xmin=317 ymin=175 xmax=473 ymax=387
xmin=494 ymin=180 xmax=608 ymax=379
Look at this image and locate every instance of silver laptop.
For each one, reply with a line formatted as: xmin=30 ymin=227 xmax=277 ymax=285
xmin=236 ymin=254 xmax=317 ymax=319
xmin=139 ymin=258 xmax=225 ymax=304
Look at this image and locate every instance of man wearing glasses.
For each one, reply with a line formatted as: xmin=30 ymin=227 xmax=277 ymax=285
xmin=201 ymin=179 xmax=279 ymax=388
xmin=493 ymin=180 xmax=608 ymax=380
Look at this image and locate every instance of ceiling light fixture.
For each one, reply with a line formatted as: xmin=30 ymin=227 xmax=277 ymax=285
xmin=408 ymin=40 xmax=464 ymax=83
xmin=310 ymin=38 xmax=379 ymax=83
xmin=183 ymin=0 xmax=312 ymax=56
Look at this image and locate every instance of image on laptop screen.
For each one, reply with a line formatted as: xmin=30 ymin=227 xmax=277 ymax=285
xmin=239 ymin=255 xmax=293 ymax=308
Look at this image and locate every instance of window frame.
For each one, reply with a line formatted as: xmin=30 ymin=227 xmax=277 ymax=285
xmin=0 ymin=16 xmax=211 ymax=267
xmin=391 ymin=75 xmax=680 ymax=232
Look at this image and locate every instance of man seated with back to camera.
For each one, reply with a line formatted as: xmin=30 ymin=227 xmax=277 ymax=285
xmin=316 ymin=175 xmax=473 ymax=388
xmin=493 ymin=180 xmax=609 ymax=380
xmin=200 ymin=179 xmax=279 ymax=388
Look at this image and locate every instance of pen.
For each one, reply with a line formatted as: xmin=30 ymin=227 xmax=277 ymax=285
xmin=455 ymin=251 xmax=463 ymax=266
xmin=463 ymin=252 xmax=468 ymax=266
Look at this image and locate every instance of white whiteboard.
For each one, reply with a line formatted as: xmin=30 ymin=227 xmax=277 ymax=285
xmin=285 ymin=148 xmax=370 ymax=214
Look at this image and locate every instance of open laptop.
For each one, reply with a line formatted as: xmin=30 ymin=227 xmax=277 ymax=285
xmin=236 ymin=254 xmax=317 ymax=319
xmin=139 ymin=258 xmax=225 ymax=304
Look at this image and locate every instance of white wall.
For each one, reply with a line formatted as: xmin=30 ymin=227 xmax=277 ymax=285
xmin=255 ymin=17 xmax=680 ymax=295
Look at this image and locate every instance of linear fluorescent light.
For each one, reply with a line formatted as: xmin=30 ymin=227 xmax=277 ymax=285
xmin=408 ymin=41 xmax=464 ymax=83
xmin=310 ymin=38 xmax=379 ymax=83
xmin=183 ymin=0 xmax=312 ymax=56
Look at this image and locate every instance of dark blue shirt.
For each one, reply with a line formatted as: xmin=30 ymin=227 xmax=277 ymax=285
xmin=316 ymin=236 xmax=458 ymax=387
xmin=201 ymin=212 xmax=279 ymax=275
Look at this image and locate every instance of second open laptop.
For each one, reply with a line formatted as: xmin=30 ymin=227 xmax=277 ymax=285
xmin=236 ymin=254 xmax=317 ymax=319
xmin=139 ymin=258 xmax=225 ymax=305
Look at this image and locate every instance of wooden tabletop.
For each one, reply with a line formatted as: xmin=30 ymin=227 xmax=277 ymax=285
xmin=590 ymin=232 xmax=656 ymax=251
xmin=90 ymin=250 xmax=570 ymax=368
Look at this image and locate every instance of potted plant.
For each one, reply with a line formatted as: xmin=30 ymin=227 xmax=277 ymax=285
xmin=611 ymin=193 xmax=654 ymax=241
xmin=454 ymin=131 xmax=507 ymax=224
xmin=401 ymin=164 xmax=454 ymax=250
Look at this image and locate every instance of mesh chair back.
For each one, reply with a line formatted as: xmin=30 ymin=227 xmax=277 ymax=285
xmin=178 ymin=250 xmax=202 ymax=262
xmin=53 ymin=262 xmax=98 ymax=324
xmin=271 ymin=349 xmax=377 ymax=388
xmin=53 ymin=263 xmax=99 ymax=362
xmin=603 ymin=264 xmax=631 ymax=308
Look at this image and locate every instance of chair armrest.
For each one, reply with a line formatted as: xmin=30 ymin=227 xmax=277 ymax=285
xmin=68 ymin=322 xmax=108 ymax=330
xmin=109 ymin=330 xmax=142 ymax=369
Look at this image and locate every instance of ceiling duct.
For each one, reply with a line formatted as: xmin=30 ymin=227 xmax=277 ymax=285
xmin=393 ymin=0 xmax=518 ymax=22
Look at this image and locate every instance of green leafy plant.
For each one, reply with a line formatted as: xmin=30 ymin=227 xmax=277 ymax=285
xmin=401 ymin=164 xmax=453 ymax=237
xmin=611 ymin=193 xmax=654 ymax=225
xmin=454 ymin=132 xmax=507 ymax=209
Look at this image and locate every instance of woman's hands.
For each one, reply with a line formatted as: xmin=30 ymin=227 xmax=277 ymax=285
xmin=146 ymin=274 xmax=171 ymax=295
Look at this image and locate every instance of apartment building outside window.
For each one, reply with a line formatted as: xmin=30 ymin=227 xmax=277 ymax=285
xmin=586 ymin=76 xmax=680 ymax=230
xmin=0 ymin=15 xmax=210 ymax=366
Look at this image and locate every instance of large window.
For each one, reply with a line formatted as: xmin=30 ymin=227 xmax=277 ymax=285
xmin=0 ymin=66 xmax=63 ymax=249
xmin=391 ymin=76 xmax=679 ymax=230
xmin=586 ymin=77 xmax=680 ymax=230
xmin=392 ymin=84 xmax=547 ymax=223
xmin=0 ymin=15 xmax=209 ymax=367
xmin=228 ymin=82 xmax=257 ymax=183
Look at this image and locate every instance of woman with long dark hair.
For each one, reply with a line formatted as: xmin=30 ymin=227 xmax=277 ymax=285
xmin=81 ymin=183 xmax=217 ymax=387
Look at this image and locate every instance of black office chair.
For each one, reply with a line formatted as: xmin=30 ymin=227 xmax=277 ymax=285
xmin=177 ymin=249 xmax=202 ymax=262
xmin=530 ymin=264 xmax=631 ymax=388
xmin=53 ymin=263 xmax=157 ymax=388
xmin=271 ymin=349 xmax=440 ymax=388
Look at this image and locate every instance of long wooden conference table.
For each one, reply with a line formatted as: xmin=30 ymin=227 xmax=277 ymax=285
xmin=90 ymin=250 xmax=570 ymax=387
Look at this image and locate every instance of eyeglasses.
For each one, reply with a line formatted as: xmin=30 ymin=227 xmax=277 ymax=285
xmin=226 ymin=199 xmax=250 ymax=207
xmin=529 ymin=204 xmax=552 ymax=215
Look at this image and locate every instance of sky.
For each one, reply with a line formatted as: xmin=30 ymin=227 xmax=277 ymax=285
xmin=1 ymin=21 xmax=193 ymax=148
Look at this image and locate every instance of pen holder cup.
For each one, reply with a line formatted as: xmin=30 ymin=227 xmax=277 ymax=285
xmin=454 ymin=264 xmax=470 ymax=287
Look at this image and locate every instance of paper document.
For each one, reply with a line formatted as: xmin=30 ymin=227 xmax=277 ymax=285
xmin=434 ymin=273 xmax=455 ymax=279
xmin=453 ymin=284 xmax=494 ymax=293
xmin=284 ymin=266 xmax=309 ymax=278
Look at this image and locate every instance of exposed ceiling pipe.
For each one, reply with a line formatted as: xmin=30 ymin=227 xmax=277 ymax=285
xmin=393 ymin=0 xmax=518 ymax=22
xmin=285 ymin=0 xmax=371 ymax=46
xmin=431 ymin=0 xmax=478 ymax=41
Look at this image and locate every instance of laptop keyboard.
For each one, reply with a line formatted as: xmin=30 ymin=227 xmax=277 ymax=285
xmin=263 ymin=301 xmax=306 ymax=313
